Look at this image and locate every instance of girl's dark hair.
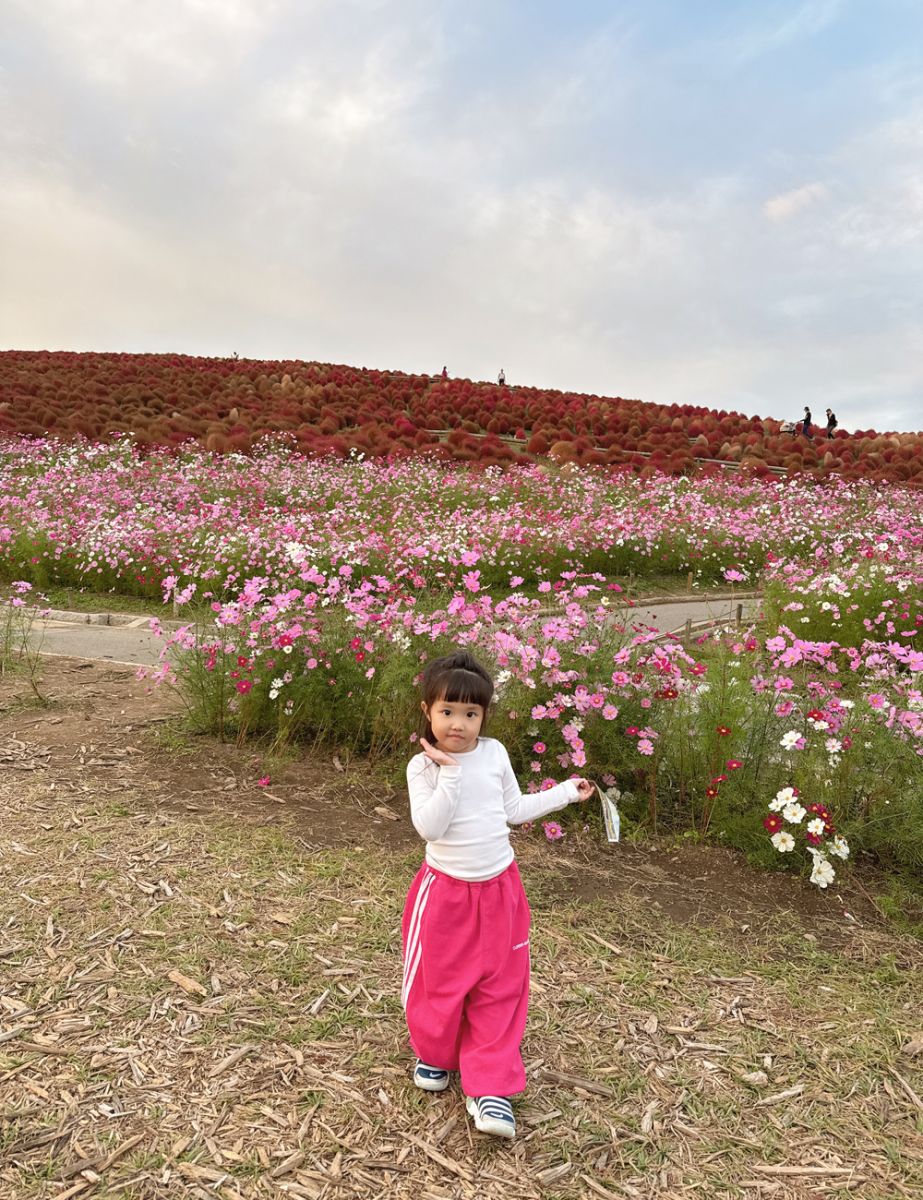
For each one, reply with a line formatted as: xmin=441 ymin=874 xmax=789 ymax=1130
xmin=419 ymin=651 xmax=494 ymax=743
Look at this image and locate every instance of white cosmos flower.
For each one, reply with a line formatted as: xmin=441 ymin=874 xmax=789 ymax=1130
xmin=775 ymin=786 xmax=797 ymax=805
xmin=782 ymin=802 xmax=807 ymax=825
xmin=829 ymin=836 xmax=850 ymax=859
xmin=807 ymin=818 xmax=825 ymax=836
xmin=810 ymin=856 xmax=836 ymax=888
xmin=771 ymin=831 xmax=795 ymax=852
xmin=780 ymin=731 xmax=802 ymax=750
xmin=825 ymin=738 xmax=842 ymax=754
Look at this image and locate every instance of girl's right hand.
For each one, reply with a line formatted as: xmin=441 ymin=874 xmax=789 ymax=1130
xmin=420 ymin=737 xmax=459 ymax=767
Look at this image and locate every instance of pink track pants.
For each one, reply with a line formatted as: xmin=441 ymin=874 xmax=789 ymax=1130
xmin=401 ymin=860 xmax=531 ymax=1097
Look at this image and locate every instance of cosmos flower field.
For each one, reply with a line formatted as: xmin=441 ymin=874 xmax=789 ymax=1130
xmin=2 ymin=434 xmax=922 ymax=886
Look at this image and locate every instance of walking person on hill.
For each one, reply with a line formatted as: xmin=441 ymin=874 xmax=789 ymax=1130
xmin=802 ymin=407 xmax=812 ymax=437
xmin=826 ymin=408 xmax=838 ymax=439
xmin=498 ymin=368 xmax=506 ymax=385
xmin=441 ymin=365 xmax=448 ymax=380
xmin=402 ymin=651 xmax=593 ymax=1140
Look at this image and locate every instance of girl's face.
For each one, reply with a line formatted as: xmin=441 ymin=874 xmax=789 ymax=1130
xmin=423 ymin=695 xmax=485 ymax=754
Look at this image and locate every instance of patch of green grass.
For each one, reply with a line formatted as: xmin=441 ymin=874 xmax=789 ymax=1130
xmin=147 ymin=720 xmax=201 ymax=755
xmin=0 ymin=689 xmax=54 ymax=718
xmin=875 ymin=875 xmax=923 ymax=939
xmin=42 ymin=586 xmax=173 ymax=618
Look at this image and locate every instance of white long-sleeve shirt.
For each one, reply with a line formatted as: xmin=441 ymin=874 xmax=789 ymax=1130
xmin=406 ymin=737 xmax=579 ymax=882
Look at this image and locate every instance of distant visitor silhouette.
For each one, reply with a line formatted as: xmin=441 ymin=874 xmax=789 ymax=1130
xmin=498 ymin=368 xmax=506 ymax=385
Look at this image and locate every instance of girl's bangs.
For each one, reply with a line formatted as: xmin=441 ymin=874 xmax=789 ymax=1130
xmin=436 ymin=667 xmax=493 ymax=709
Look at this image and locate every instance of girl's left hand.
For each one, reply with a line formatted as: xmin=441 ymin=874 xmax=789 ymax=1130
xmin=573 ymin=778 xmax=595 ymax=801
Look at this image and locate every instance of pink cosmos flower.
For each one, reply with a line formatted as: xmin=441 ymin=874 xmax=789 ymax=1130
xmin=257 ymin=775 xmax=270 ymax=787
xmin=533 ymin=742 xmax=546 ymax=754
xmin=543 ymin=821 xmax=564 ymax=841
xmin=236 ymin=679 xmax=253 ymax=694
xmin=637 ymin=738 xmax=654 ymax=755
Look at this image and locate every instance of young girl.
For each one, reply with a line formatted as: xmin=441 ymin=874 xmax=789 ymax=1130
xmin=402 ymin=650 xmax=593 ymax=1139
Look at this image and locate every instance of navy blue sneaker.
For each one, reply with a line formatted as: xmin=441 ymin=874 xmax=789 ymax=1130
xmin=413 ymin=1061 xmax=450 ymax=1092
xmin=465 ymin=1095 xmax=515 ymax=1138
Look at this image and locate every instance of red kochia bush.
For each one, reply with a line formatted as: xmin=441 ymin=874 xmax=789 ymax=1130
xmin=1 ymin=349 xmax=919 ymax=481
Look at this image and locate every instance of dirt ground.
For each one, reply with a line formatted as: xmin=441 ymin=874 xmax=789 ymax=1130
xmin=2 ymin=658 xmax=922 ymax=1200
xmin=0 ymin=658 xmax=891 ymax=936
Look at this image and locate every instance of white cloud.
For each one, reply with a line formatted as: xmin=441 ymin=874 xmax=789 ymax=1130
xmin=764 ymin=182 xmax=828 ymax=222
xmin=8 ymin=0 xmax=282 ymax=87
xmin=828 ymin=112 xmax=923 ymax=250
xmin=722 ymin=0 xmax=844 ymax=64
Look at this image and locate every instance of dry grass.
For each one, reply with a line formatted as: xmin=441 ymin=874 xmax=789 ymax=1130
xmin=2 ymin=782 xmax=922 ymax=1200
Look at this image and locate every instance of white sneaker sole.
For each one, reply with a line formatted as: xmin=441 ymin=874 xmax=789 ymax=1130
xmin=414 ymin=1072 xmax=450 ymax=1092
xmin=465 ymin=1096 xmax=516 ymax=1139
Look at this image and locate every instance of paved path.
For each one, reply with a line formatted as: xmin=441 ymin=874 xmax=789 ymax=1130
xmin=29 ymin=595 xmax=763 ymax=667
xmin=624 ymin=595 xmax=762 ymax=637
xmin=31 ymin=618 xmax=168 ymax=666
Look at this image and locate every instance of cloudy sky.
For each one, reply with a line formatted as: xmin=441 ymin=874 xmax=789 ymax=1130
xmin=2 ymin=0 xmax=922 ymax=430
